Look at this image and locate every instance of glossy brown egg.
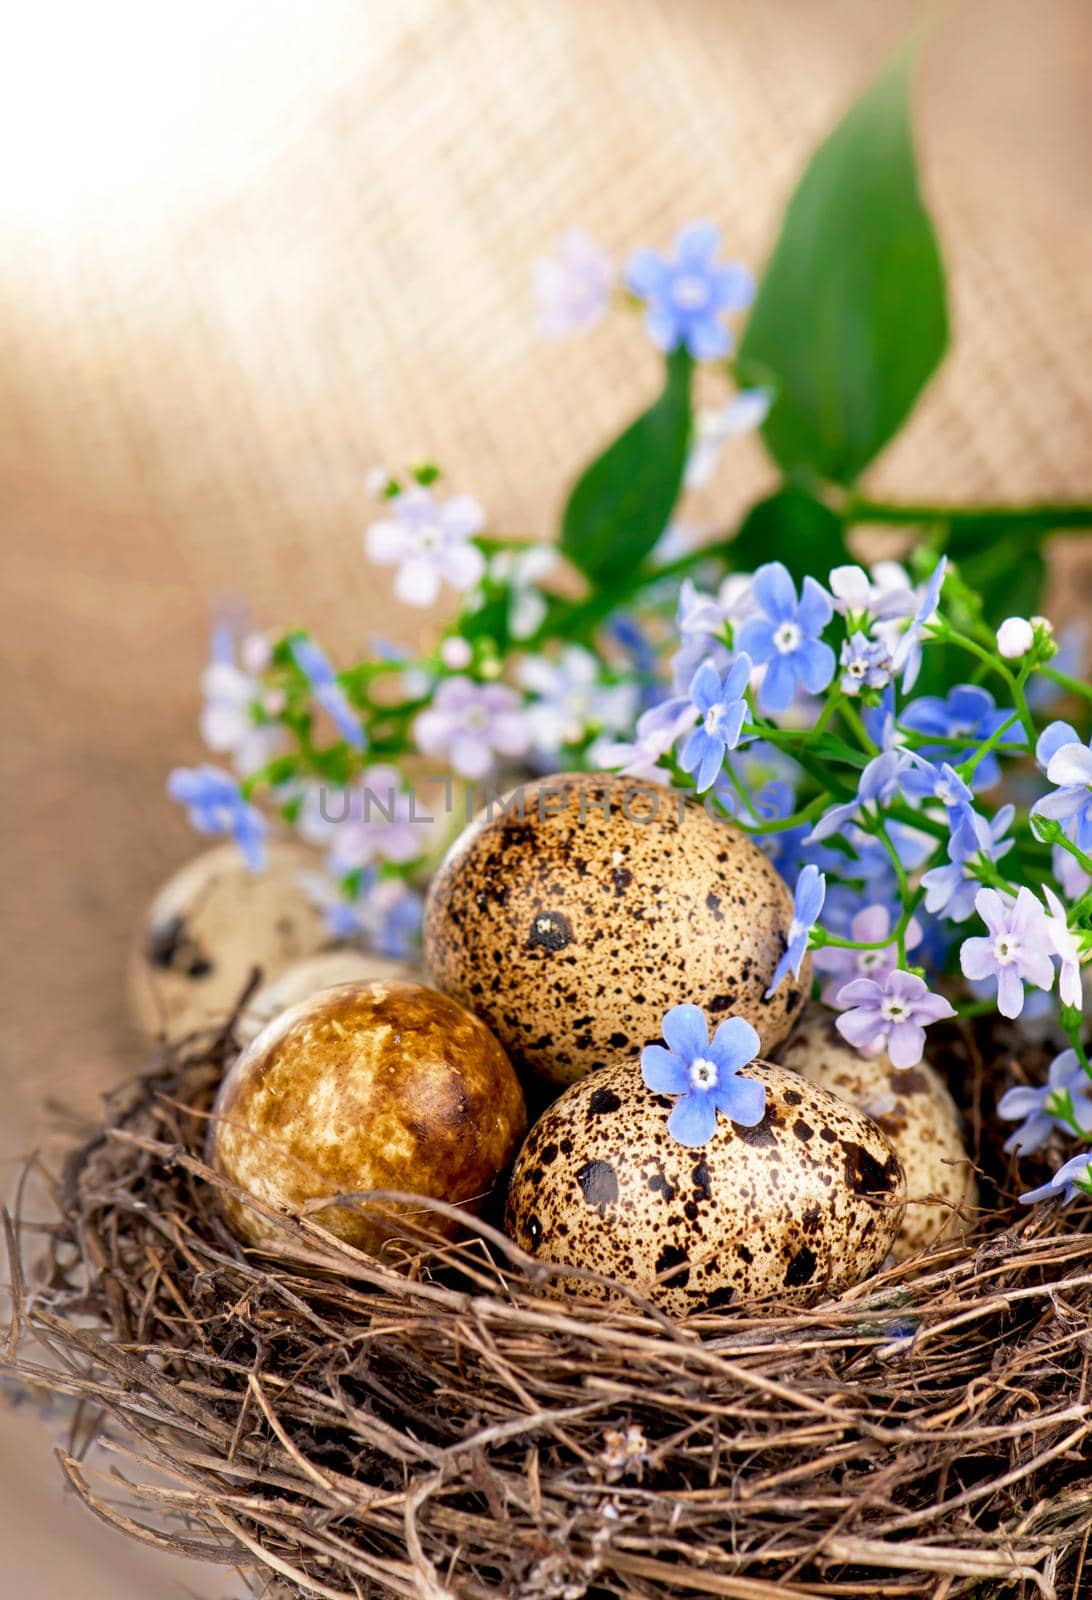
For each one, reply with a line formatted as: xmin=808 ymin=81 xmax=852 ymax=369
xmin=424 ymin=772 xmax=807 ymax=1087
xmin=129 ymin=841 xmax=329 ymax=1039
xmin=777 ymin=1004 xmax=977 ymax=1260
xmin=504 ymin=1059 xmax=905 ymax=1314
xmin=209 ymin=980 xmax=526 ymax=1255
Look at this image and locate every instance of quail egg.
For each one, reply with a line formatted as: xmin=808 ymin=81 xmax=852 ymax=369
xmin=424 ymin=772 xmax=807 ymax=1087
xmin=129 ymin=841 xmax=329 ymax=1039
xmin=504 ymin=1058 xmax=905 ymax=1314
xmin=209 ymin=979 xmax=526 ymax=1256
xmin=777 ymin=1004 xmax=977 ymax=1259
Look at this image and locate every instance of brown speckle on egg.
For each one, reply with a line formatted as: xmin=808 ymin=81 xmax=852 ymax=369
xmin=209 ymin=980 xmax=526 ymax=1256
xmin=504 ymin=1059 xmax=905 ymax=1314
xmin=777 ymin=1003 xmax=978 ymax=1260
xmin=424 ymin=773 xmax=807 ymax=1087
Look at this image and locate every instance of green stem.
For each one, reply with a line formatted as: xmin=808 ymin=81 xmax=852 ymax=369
xmin=845 ymin=498 xmax=1092 ymax=533
xmin=840 ymin=699 xmax=876 ymax=752
xmin=958 ymin=710 xmax=1027 ymax=782
xmin=1040 ymin=665 xmax=1092 ymax=705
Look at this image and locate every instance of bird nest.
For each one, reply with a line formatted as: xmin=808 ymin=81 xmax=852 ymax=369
xmin=6 ymin=1016 xmax=1092 ymax=1600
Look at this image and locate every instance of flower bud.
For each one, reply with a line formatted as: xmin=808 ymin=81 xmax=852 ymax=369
xmin=996 ymin=616 xmax=1034 ymax=659
xmin=440 ymin=637 xmax=473 ymax=670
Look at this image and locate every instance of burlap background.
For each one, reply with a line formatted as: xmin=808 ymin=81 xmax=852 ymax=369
xmin=2 ymin=1 xmax=1091 ymax=1594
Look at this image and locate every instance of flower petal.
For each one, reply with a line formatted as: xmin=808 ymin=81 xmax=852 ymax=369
xmin=394 ymin=558 xmax=441 ymax=607
xmin=760 ymin=652 xmax=798 ymax=713
xmin=624 ymin=248 xmax=669 ymax=298
xmin=719 ymin=1072 xmax=766 ymax=1127
xmin=734 ymin=616 xmax=777 ymax=665
xmin=1036 ymin=721 xmax=1081 ymax=769
xmin=751 ymin=561 xmax=797 ymax=624
xmin=1047 ymin=744 xmax=1092 ymax=787
xmin=798 ymin=575 xmax=833 ymax=637
xmin=836 ymin=1008 xmax=884 ymax=1053
xmin=996 ymin=965 xmax=1025 ymax=1019
xmin=661 ymin=1003 xmax=709 ymax=1060
xmin=685 ymin=314 xmax=731 ymax=362
xmin=675 ymin=220 xmax=720 ymax=263
xmin=795 ymin=637 xmax=837 ymax=695
xmin=689 ymin=661 xmax=722 ymax=713
xmin=886 ymin=1020 xmax=926 ymax=1069
xmin=708 ymin=1016 xmax=761 ymax=1075
xmin=641 ymin=1045 xmax=690 ymax=1095
xmin=667 ymin=1092 xmax=718 ymax=1147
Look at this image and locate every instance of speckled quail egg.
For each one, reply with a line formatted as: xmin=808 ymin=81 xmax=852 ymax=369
xmin=777 ymin=1004 xmax=977 ymax=1260
xmin=209 ymin=979 xmax=526 ymax=1255
xmin=129 ymin=841 xmax=331 ymax=1039
xmin=235 ymin=949 xmax=419 ymax=1045
xmin=425 ymin=772 xmax=808 ymax=1088
xmin=504 ymin=1059 xmax=905 ymax=1314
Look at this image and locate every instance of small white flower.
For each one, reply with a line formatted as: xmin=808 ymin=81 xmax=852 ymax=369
xmin=440 ymin=637 xmax=473 ymax=670
xmin=365 ymin=485 xmax=487 ymax=607
xmin=996 ymin=616 xmax=1035 ymax=659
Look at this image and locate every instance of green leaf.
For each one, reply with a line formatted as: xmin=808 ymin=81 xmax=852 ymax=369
xmin=739 ymin=48 xmax=948 ymax=484
xmin=730 ymin=486 xmax=847 ymax=584
xmin=561 ymin=348 xmax=692 ymax=584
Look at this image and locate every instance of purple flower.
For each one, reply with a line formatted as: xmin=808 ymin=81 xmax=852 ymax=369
xmin=1020 ymin=1151 xmax=1092 ymax=1207
xmin=167 ymin=764 xmax=267 ymax=872
xmin=766 ymin=865 xmax=825 ymax=996
xmin=920 ymin=805 xmax=1015 ymax=922
xmin=735 ymin=562 xmax=835 ymax=714
xmin=641 ymin=1005 xmax=763 ymax=1146
xmin=839 ymin=631 xmax=892 ymax=696
xmin=901 ymin=682 xmax=1018 ymax=792
xmin=534 ymin=228 xmax=614 ymax=338
xmin=814 ymin=903 xmax=921 ymax=1006
xmin=959 ymin=887 xmax=1055 ymax=1019
xmin=806 ymin=748 xmax=913 ymax=844
xmin=835 ymin=969 xmax=956 ymax=1069
xmin=413 ymin=676 xmax=530 ymax=780
xmin=1032 ymin=722 xmax=1092 ymax=854
xmin=625 ymin=221 xmax=754 ymax=361
xmin=290 ymin=637 xmax=366 ymax=749
xmin=891 ymin=557 xmax=947 ymax=691
xmin=680 ymin=656 xmax=752 ymax=792
xmin=998 ymin=1049 xmax=1092 ymax=1154
xmin=365 ymin=485 xmax=487 ymax=607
